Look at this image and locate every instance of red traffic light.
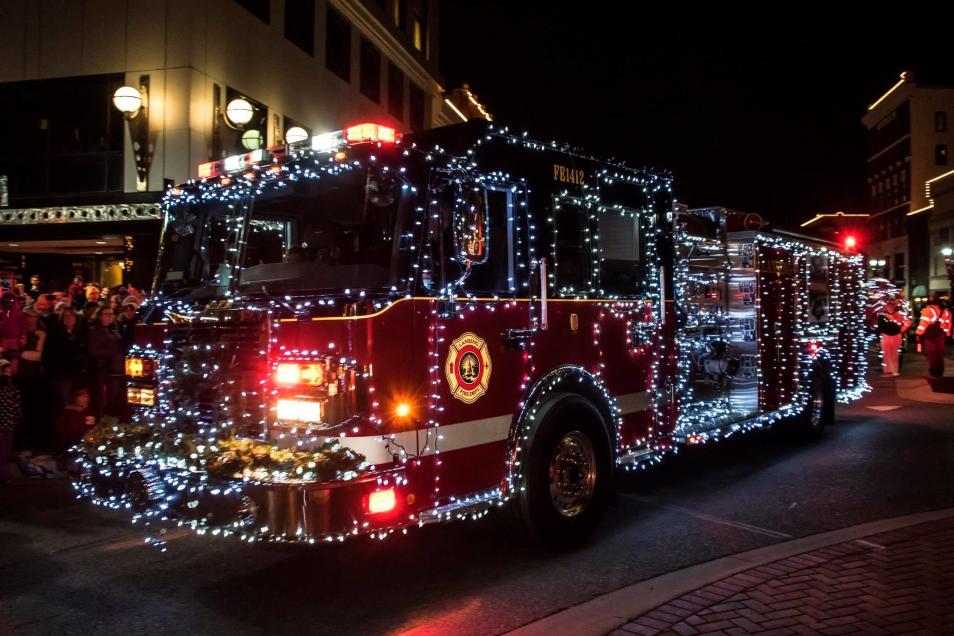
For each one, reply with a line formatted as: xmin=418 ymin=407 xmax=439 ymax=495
xmin=843 ymin=234 xmax=858 ymax=251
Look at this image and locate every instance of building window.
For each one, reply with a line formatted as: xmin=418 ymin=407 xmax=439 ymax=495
xmin=235 ymin=0 xmax=270 ymax=24
xmin=393 ymin=0 xmax=407 ymax=31
xmin=0 ymin=74 xmax=124 ymax=199
xmin=412 ymin=7 xmax=428 ymax=55
xmin=936 ymin=111 xmax=948 ymax=133
xmin=284 ymin=0 xmax=314 ymax=55
xmin=359 ymin=39 xmax=381 ymax=103
xmin=388 ymin=62 xmax=404 ymax=121
xmin=409 ymin=83 xmax=425 ymax=131
xmin=325 ymin=7 xmax=351 ymax=82
xmin=936 ymin=144 xmax=948 ymax=166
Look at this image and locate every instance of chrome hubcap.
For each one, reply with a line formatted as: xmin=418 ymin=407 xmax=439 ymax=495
xmin=549 ymin=431 xmax=597 ymax=517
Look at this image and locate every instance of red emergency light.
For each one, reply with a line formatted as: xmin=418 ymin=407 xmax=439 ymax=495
xmin=367 ymin=488 xmax=397 ymax=514
xmin=345 ymin=123 xmax=398 ymax=144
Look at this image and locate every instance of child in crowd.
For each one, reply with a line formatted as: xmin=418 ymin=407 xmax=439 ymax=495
xmin=55 ymin=388 xmax=95 ymax=455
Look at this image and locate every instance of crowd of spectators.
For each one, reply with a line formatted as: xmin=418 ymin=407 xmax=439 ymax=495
xmin=0 ymin=274 xmax=143 ymax=483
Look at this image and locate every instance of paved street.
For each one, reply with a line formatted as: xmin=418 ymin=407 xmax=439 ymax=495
xmin=2 ymin=352 xmax=954 ymax=636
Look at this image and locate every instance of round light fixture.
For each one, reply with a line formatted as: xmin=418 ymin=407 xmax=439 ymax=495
xmin=226 ymin=98 xmax=254 ymax=126
xmin=112 ymin=86 xmax=143 ymax=115
xmin=942 ymin=247 xmax=953 ymax=257
xmin=285 ymin=126 xmax=308 ymax=144
xmin=241 ymin=129 xmax=263 ymax=150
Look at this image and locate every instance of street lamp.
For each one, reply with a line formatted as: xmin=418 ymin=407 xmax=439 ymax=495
xmin=112 ymin=78 xmax=152 ymax=192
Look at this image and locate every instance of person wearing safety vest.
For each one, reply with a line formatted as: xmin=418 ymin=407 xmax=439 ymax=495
xmin=915 ymin=292 xmax=953 ymax=378
xmin=878 ymin=299 xmax=911 ymax=376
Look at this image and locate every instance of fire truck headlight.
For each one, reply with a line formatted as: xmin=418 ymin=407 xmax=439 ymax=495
xmin=275 ymin=363 xmax=324 ymax=386
xmin=276 ymin=399 xmax=322 ymax=423
xmin=275 ymin=363 xmax=301 ymax=385
xmin=127 ymin=387 xmax=155 ymax=406
xmin=125 ymin=357 xmax=156 ymax=379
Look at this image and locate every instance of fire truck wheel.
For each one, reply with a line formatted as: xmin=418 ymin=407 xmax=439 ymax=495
xmin=511 ymin=394 xmax=612 ymax=548
xmin=801 ymin=367 xmax=835 ymax=437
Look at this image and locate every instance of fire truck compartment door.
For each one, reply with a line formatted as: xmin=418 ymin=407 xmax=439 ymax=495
xmin=676 ymin=235 xmax=758 ymax=436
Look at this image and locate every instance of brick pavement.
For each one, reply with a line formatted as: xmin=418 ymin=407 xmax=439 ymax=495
xmin=612 ymin=517 xmax=954 ymax=636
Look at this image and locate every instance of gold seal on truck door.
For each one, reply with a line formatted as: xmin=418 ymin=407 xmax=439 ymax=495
xmin=445 ymin=332 xmax=492 ymax=404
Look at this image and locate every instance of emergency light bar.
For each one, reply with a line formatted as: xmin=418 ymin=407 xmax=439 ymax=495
xmin=195 ymin=123 xmax=401 ymax=178
xmin=311 ymin=123 xmax=400 ymax=152
xmin=197 ymin=148 xmax=266 ymax=179
xmin=345 ymin=123 xmax=397 ymax=144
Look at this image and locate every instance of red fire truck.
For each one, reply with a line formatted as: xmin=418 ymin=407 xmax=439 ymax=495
xmin=76 ymin=121 xmax=868 ymax=547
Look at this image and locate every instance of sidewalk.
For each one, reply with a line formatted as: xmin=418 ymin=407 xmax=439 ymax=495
xmin=510 ymin=509 xmax=954 ymax=636
xmin=612 ymin=515 xmax=954 ymax=635
xmin=868 ymin=348 xmax=954 ymax=405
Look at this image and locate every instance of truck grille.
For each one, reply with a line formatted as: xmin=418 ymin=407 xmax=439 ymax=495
xmin=165 ymin=308 xmax=268 ymax=437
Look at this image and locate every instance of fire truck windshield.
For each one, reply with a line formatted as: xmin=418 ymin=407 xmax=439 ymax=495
xmin=155 ymin=165 xmax=413 ymax=298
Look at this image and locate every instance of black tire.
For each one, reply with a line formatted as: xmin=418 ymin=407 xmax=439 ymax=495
xmin=800 ymin=366 xmax=835 ymax=438
xmin=509 ymin=394 xmax=612 ymax=549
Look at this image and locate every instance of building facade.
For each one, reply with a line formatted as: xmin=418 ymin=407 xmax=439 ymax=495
xmin=0 ymin=0 xmax=465 ymax=291
xmin=799 ymin=211 xmax=869 ymax=245
xmin=926 ymin=170 xmax=954 ymax=299
xmin=861 ymin=71 xmax=954 ymax=298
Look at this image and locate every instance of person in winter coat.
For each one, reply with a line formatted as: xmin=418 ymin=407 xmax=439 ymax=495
xmin=85 ymin=285 xmax=101 ymax=304
xmin=0 ymin=358 xmax=21 ymax=484
xmin=44 ymin=307 xmax=88 ymax=408
xmin=26 ymin=274 xmax=44 ymax=301
xmin=0 ymin=291 xmax=25 ymax=373
xmin=17 ymin=312 xmax=53 ymax=449
xmin=116 ymin=297 xmax=139 ymax=352
xmin=878 ymin=299 xmax=911 ymax=376
xmin=55 ymin=388 xmax=95 ymax=454
xmin=87 ymin=306 xmax=125 ymax=418
xmin=916 ymin=292 xmax=953 ymax=378
xmin=67 ymin=276 xmax=86 ymax=309
xmin=82 ymin=301 xmax=100 ymax=324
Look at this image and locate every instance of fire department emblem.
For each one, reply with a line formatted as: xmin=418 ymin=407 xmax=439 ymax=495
xmin=445 ymin=332 xmax=492 ymax=404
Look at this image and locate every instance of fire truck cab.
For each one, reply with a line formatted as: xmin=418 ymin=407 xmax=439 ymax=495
xmin=77 ymin=120 xmax=868 ymax=547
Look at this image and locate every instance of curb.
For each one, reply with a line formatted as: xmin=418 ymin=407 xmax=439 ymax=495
xmin=507 ymin=507 xmax=954 ymax=636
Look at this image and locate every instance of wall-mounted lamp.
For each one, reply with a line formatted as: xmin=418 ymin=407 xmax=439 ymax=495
xmin=112 ymin=77 xmax=153 ymax=192
xmin=285 ymin=126 xmax=309 ymax=144
xmin=226 ymin=98 xmax=255 ymax=126
xmin=241 ymin=129 xmax=264 ymax=150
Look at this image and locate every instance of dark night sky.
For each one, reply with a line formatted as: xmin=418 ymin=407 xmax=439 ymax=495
xmin=441 ymin=4 xmax=954 ymax=228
